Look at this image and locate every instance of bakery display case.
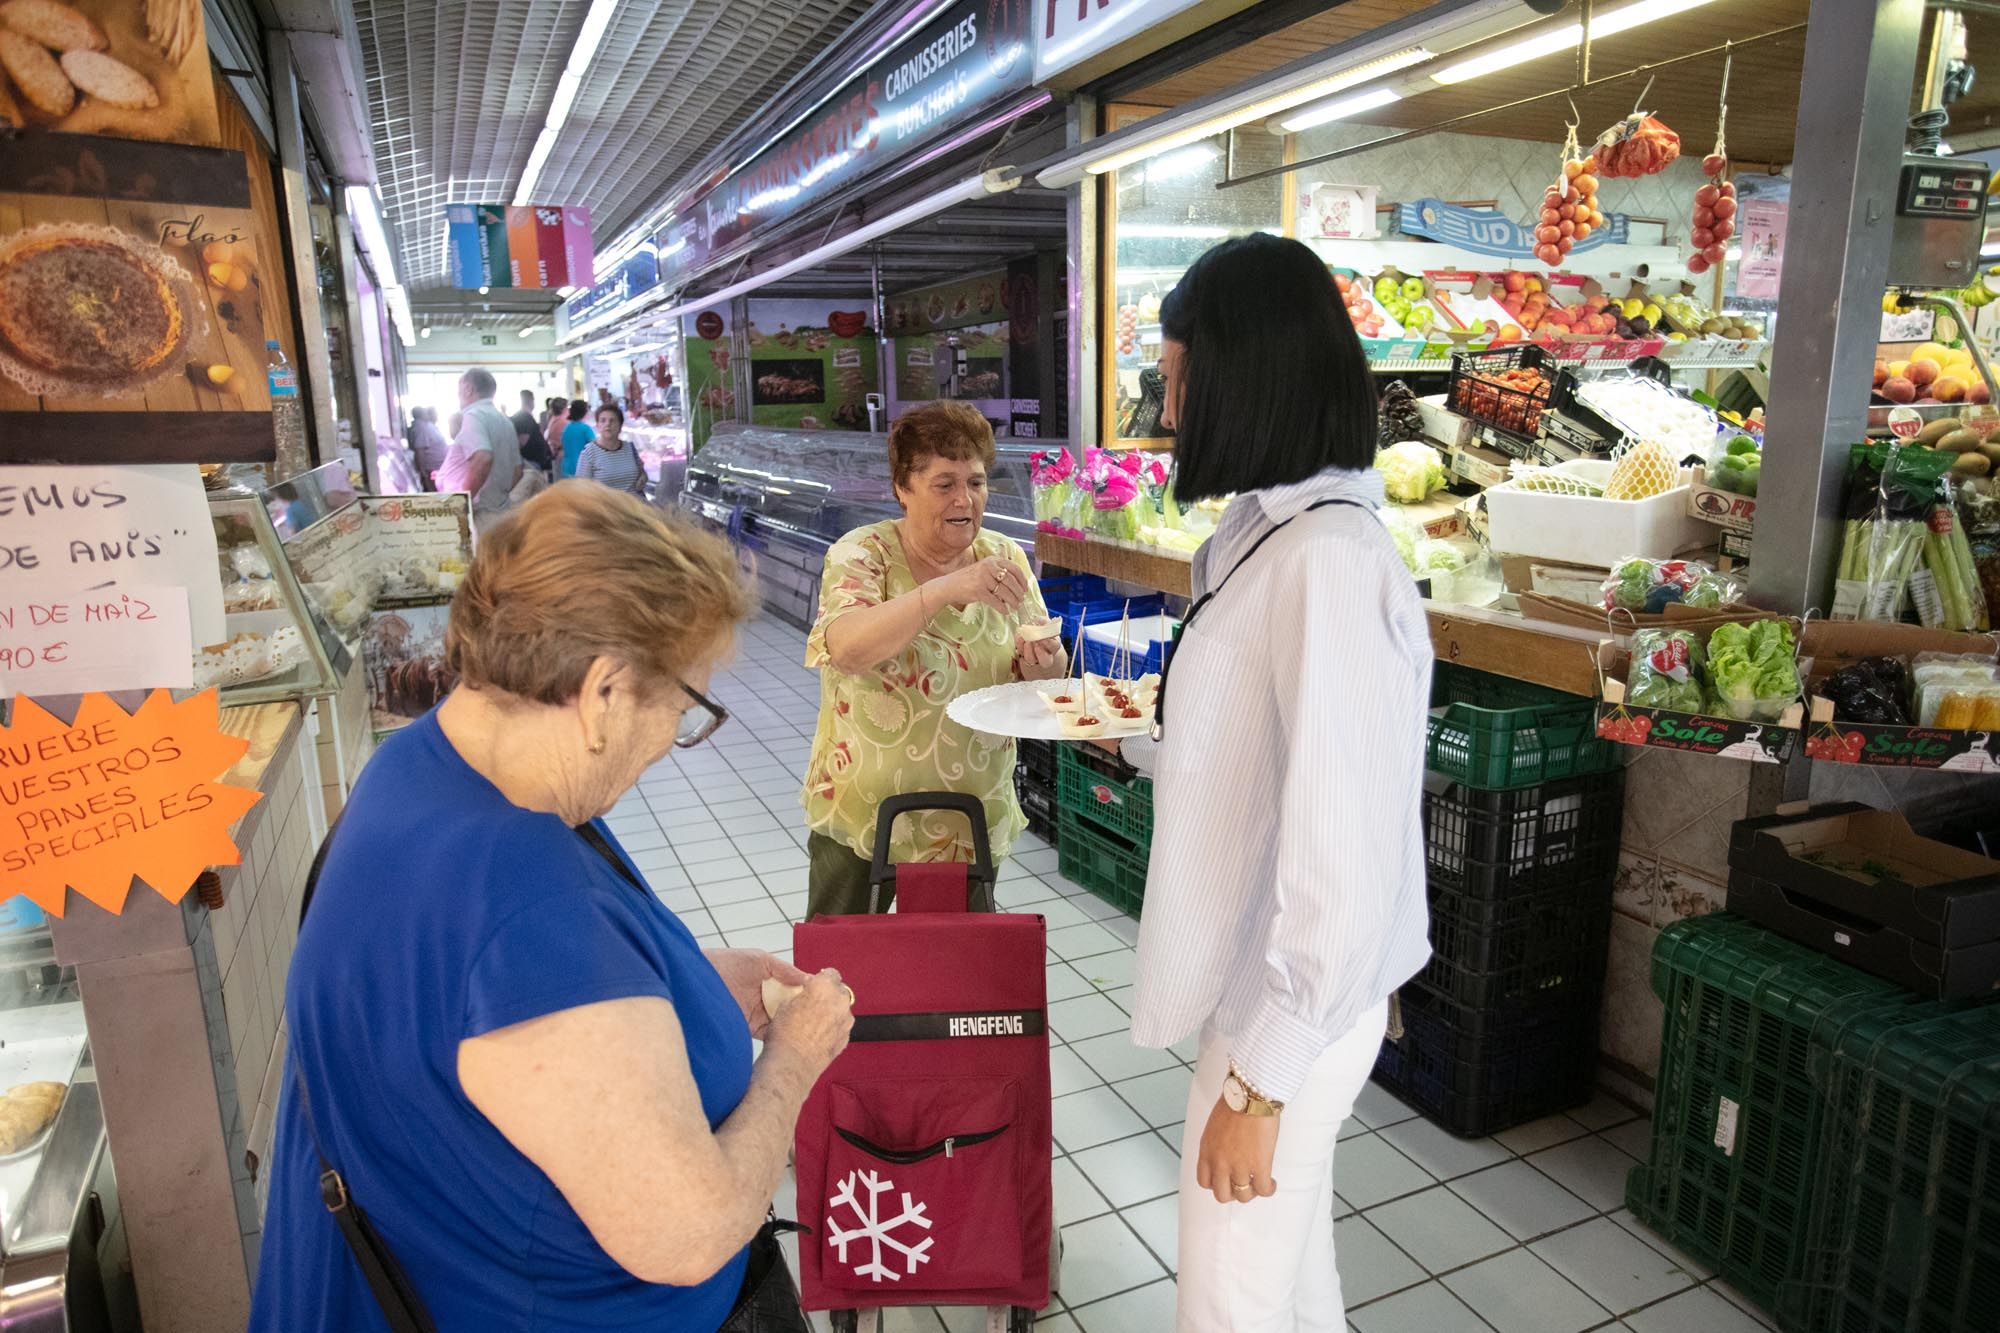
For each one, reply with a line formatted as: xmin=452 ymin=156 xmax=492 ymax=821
xmin=678 ymin=423 xmax=1048 ymax=627
xmin=0 ymin=905 xmax=130 ymax=1333
xmin=200 ymin=491 xmax=342 ymax=705
xmin=1103 ymin=111 xmax=1288 ymax=448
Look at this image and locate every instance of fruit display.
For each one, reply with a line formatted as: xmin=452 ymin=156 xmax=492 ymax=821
xmin=1372 ymin=272 xmax=1436 ymax=333
xmin=1685 ymin=158 xmax=1738 ymax=276
xmin=1575 ymin=376 xmax=1717 ymax=459
xmin=1333 ymin=271 xmax=1393 ymax=338
xmin=1604 ymin=438 xmax=1681 ymax=500
xmin=1448 ymin=361 xmax=1550 ymax=437
xmin=1115 ymin=303 xmax=1139 ymax=356
xmin=1594 ymin=110 xmax=1683 ymax=179
xmin=1656 ymin=290 xmax=1763 ymax=341
xmin=1907 ymin=408 xmax=2000 ymax=477
xmin=1618 ymin=619 xmax=1799 ymax=721
xmin=1872 ymin=341 xmax=1992 ymax=408
xmin=1535 ymin=156 xmax=1603 ymax=266
xmin=1496 ymin=272 xmax=1557 ymax=332
xmin=1707 ymin=432 xmax=1763 ymax=495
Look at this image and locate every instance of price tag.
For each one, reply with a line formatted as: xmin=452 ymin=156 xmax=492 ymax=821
xmin=1714 ymin=1095 xmax=1741 ymax=1156
xmin=1887 ymin=407 xmax=1924 ymax=439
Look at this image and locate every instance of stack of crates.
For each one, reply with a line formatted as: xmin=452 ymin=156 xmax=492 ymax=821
xmin=1015 ymin=738 xmax=1058 ymax=847
xmin=1625 ymin=914 xmax=1929 ymax=1316
xmin=1372 ymin=662 xmax=1624 ymax=1136
xmin=1055 ymin=745 xmax=1152 ymax=917
xmin=1778 ymin=1002 xmax=2000 ymax=1332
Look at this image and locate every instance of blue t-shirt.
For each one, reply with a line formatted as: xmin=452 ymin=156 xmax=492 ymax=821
xmin=250 ymin=712 xmax=753 ymax=1332
xmin=560 ymin=422 xmax=596 ymax=478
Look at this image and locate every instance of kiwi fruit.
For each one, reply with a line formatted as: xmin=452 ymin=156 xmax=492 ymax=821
xmin=1936 ymin=429 xmax=1984 ymax=453
xmin=1917 ymin=418 xmax=1961 ymax=446
xmin=1979 ymin=440 xmax=2000 ymax=467
xmin=1951 ymin=452 xmax=1992 ymax=477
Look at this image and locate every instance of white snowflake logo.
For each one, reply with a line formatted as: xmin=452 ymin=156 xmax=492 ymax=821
xmin=826 ymin=1168 xmax=934 ymax=1282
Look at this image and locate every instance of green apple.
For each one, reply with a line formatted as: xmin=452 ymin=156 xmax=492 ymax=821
xmin=1401 ymin=277 xmax=1426 ymax=301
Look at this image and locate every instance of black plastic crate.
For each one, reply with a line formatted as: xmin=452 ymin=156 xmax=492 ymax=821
xmin=1445 ymin=344 xmax=1551 ymax=442
xmin=1372 ymin=986 xmax=1599 ymax=1136
xmin=1779 ymin=1001 xmax=2000 ymax=1333
xmin=1017 ymin=737 xmax=1058 ymax=785
xmin=1418 ymin=876 xmax=1612 ymax=1014
xmin=1424 ymin=769 xmax=1625 ymax=895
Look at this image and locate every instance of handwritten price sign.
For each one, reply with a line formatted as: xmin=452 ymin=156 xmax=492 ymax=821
xmin=0 ymin=586 xmax=192 ymax=698
xmin=0 ymin=691 xmax=261 ymax=915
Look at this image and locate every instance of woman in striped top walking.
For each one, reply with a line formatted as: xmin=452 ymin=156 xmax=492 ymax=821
xmin=1103 ymin=233 xmax=1432 ymax=1331
xmin=576 ymin=405 xmax=648 ymax=498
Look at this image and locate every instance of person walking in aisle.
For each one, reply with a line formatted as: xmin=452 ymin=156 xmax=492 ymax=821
xmin=559 ymin=399 xmax=596 ymax=478
xmin=541 ymin=394 xmax=566 ymax=444
xmin=434 ymin=368 xmax=525 ymax=523
xmin=576 ymin=404 xmax=648 ymax=497
xmin=409 ymin=406 xmax=449 ymax=489
xmin=512 ymin=388 xmax=555 ymax=478
xmin=1095 ymin=233 xmax=1431 ymax=1331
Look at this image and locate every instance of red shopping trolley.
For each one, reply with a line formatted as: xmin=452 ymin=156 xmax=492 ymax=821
xmin=794 ymin=794 xmax=1053 ymax=1333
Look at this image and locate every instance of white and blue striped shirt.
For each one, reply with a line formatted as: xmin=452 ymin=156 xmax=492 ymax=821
xmin=1122 ymin=467 xmax=1432 ymax=1102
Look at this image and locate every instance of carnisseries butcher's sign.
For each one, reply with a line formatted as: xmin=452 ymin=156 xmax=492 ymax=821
xmin=655 ymin=0 xmax=1033 ymax=284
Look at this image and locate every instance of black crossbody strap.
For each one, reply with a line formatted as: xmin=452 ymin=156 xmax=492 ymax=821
xmin=293 ymin=814 xmax=437 ymax=1333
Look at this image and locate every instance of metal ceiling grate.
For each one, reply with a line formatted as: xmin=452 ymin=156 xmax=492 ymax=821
xmin=353 ymin=0 xmax=877 ymax=293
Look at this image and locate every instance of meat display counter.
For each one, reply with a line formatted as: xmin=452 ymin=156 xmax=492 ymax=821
xmin=678 ymin=423 xmax=1049 ymax=628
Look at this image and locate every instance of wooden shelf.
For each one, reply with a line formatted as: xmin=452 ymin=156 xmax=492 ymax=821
xmin=1035 ymin=534 xmax=1600 ymax=696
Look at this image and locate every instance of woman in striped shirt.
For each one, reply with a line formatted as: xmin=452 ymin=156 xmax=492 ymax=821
xmin=1105 ymin=233 xmax=1432 ymax=1330
xmin=576 ymin=405 xmax=648 ymax=498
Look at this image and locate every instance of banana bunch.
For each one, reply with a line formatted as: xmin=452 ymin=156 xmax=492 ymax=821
xmin=1963 ymin=266 xmax=2000 ymax=310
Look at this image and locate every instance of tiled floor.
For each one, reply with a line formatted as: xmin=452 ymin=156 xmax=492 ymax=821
xmin=613 ymin=617 xmax=1780 ymax=1333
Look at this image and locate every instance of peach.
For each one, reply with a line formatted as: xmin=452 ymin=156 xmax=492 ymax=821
xmin=1970 ymin=380 xmax=1992 ymax=405
xmin=1908 ymin=358 xmax=1941 ymax=388
xmin=1933 ymin=375 xmax=1968 ymax=403
xmin=1880 ymin=376 xmax=1917 ymax=404
xmin=1874 ymin=360 xmax=1889 ymax=388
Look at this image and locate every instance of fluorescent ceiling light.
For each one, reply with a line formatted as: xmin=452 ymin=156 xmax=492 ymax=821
xmin=343 ymin=185 xmax=398 ymax=288
xmin=513 ymin=0 xmax=621 ymax=205
xmin=1119 ymin=224 xmax=1235 ymax=239
xmin=518 ymin=324 xmax=546 ymax=338
xmin=1081 ymin=45 xmax=1433 ymax=176
xmin=1431 ymin=0 xmax=1722 ymax=85
xmin=1280 ymin=88 xmax=1403 ymax=133
xmin=382 ymin=283 xmax=416 ymax=347
xmin=1134 ymin=144 xmax=1220 ymax=184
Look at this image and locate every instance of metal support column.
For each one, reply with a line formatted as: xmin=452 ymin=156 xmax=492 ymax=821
xmin=333 ymin=213 xmax=382 ymax=493
xmin=1065 ymin=94 xmax=1099 ymax=449
xmin=265 ymin=31 xmax=341 ymax=471
xmin=1751 ymin=0 xmax=1927 ymax=615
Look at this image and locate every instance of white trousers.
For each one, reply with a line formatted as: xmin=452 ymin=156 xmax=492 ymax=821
xmin=1174 ymin=1001 xmax=1389 ymax=1332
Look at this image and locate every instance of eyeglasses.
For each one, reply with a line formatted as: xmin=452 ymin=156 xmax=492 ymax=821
xmin=675 ymin=681 xmax=729 ymax=748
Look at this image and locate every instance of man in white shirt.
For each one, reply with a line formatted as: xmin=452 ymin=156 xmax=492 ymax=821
xmin=435 ymin=367 xmax=523 ymax=519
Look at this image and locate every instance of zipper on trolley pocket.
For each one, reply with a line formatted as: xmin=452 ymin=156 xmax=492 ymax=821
xmin=835 ymin=1124 xmax=1009 ymax=1165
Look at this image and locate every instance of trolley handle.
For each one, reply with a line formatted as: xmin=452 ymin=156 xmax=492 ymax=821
xmin=868 ymin=792 xmax=996 ymax=894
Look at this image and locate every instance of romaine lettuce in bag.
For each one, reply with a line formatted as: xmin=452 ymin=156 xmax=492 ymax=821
xmin=1626 ymin=629 xmax=1706 ymax=712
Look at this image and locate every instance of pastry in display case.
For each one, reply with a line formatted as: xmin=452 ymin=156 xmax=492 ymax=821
xmin=199 ymin=492 xmax=341 ymax=705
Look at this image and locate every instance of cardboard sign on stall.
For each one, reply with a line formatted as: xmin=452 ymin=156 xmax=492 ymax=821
xmin=0 ymin=689 xmax=262 ymax=915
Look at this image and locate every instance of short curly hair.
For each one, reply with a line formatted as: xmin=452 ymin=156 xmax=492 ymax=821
xmin=888 ymin=401 xmax=996 ymax=493
xmin=446 ymin=484 xmax=750 ymax=705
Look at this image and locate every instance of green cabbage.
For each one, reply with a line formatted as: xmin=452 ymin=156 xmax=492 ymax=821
xmin=1706 ymin=620 xmax=1799 ymax=719
xmin=1375 ymin=442 xmax=1448 ymax=504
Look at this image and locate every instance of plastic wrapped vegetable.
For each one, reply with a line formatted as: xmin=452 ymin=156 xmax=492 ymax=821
xmin=1374 ymin=441 xmax=1448 ymax=504
xmin=1602 ymin=557 xmax=1739 ymax=613
xmin=1821 ymin=656 xmax=1912 ymax=725
xmin=1138 ymin=453 xmax=1183 ymax=530
xmin=1627 ymin=629 xmax=1706 ymax=712
xmin=1913 ymin=477 xmax=1990 ymax=632
xmin=1833 ymin=443 xmax=1954 ymax=620
xmin=1706 ymin=620 xmax=1800 ymax=721
xmin=1083 ymin=448 xmax=1144 ymax=544
xmin=1911 ymin=653 xmax=2000 ymax=728
xmin=1706 ymin=432 xmax=1762 ymax=496
xmin=1031 ymin=448 xmax=1079 ymax=533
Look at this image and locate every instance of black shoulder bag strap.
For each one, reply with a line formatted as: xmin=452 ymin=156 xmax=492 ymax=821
xmin=1153 ymin=497 xmax=1364 ymax=738
xmin=291 ymin=814 xmax=438 ymax=1333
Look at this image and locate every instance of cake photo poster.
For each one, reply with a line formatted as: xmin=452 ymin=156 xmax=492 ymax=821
xmin=0 ymin=0 xmax=220 ymax=143
xmin=0 ymin=130 xmax=275 ymax=463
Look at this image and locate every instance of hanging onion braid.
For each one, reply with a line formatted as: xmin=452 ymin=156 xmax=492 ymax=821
xmin=446 ymin=483 xmax=751 ymax=705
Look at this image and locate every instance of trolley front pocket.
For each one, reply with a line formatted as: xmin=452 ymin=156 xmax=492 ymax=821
xmin=820 ymin=1077 xmax=1022 ymax=1293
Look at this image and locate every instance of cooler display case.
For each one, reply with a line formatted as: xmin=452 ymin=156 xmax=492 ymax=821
xmin=200 ymin=491 xmax=343 ymax=705
xmin=0 ymin=905 xmax=133 ymax=1332
xmin=678 ymin=423 xmax=1049 ymax=628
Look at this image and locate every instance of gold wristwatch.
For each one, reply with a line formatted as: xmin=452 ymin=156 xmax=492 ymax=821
xmin=1222 ymin=1062 xmax=1284 ymax=1117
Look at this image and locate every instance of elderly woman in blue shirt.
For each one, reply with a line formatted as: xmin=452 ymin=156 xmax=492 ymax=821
xmin=1102 ymin=233 xmax=1431 ymax=1331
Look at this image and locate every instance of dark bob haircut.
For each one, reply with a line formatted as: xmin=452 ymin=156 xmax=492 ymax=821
xmin=567 ymin=398 xmax=590 ymax=421
xmin=1159 ymin=233 xmax=1377 ymax=502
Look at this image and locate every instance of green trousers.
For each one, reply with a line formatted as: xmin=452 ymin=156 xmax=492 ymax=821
xmin=805 ymin=832 xmax=995 ymax=919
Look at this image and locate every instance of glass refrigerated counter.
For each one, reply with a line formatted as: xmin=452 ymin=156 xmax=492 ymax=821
xmin=678 ymin=423 xmax=1050 ymax=628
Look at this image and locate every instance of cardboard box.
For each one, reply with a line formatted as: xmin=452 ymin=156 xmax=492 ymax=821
xmin=1729 ymin=804 xmax=2000 ymax=948
xmin=1689 ymin=481 xmax=1757 ymax=536
xmin=1595 ymin=638 xmax=1803 ymax=763
xmin=1499 ymin=555 xmax=1610 ymax=603
xmin=1390 ymin=495 xmax=1470 ymax=541
xmin=1417 ymin=395 xmax=1476 ymax=449
xmin=1725 ymin=871 xmax=2000 ymax=998
xmin=1797 ymin=622 xmax=2000 ymax=771
xmin=1515 ymin=591 xmax=1766 ymax=635
xmin=1451 ymin=442 xmax=1513 ymax=489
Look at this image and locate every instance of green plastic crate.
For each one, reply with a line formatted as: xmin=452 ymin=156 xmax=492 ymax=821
xmin=1625 ymin=914 xmax=1933 ymax=1314
xmin=1778 ymin=1001 xmax=2000 ymax=1333
xmin=1056 ymin=813 xmax=1147 ymax=918
xmin=1425 ymin=661 xmax=1621 ymax=791
xmin=1057 ymin=744 xmax=1154 ymax=844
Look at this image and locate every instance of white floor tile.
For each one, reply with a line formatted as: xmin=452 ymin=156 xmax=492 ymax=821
xmin=1069 ymin=1031 xmax=1180 ymax=1085
xmin=617 ymin=829 xmax=669 ymax=852
xmin=1602 ymin=1117 xmax=1654 ymax=1164
xmin=1072 ymin=1132 xmax=1180 ymax=1209
xmin=695 ymin=876 xmax=771 ymax=906
xmin=1528 ymin=1136 xmax=1641 ymax=1213
xmin=1053 ymin=1155 xmax=1112 ymax=1226
xmin=1049 ymin=992 xmax=1132 ymax=1043
xmin=1349 ymin=1278 xmax=1484 ymax=1332
xmin=707 ymin=896 xmax=786 ymax=931
xmin=1493 ymin=1113 xmax=1592 ymax=1157
xmin=1530 ymin=1217 xmax=1697 ymax=1316
xmin=1070 ymin=949 xmax=1135 ymax=990
xmin=687 ymin=856 xmax=755 ymax=885
xmin=1015 ymin=848 xmax=1062 ymax=875
xmin=1365 ymin=1185 xmax=1514 ymax=1274
xmin=1442 ymin=1248 xmax=1610 ymax=1333
xmin=1378 ymin=1115 xmax=1512 ymax=1182
xmin=676 ymin=837 xmax=746 ymax=865
xmin=1121 ymin=1195 xmax=1178 ymax=1272
xmin=1069 ymin=1276 xmax=1176 ymax=1333
xmin=1044 ymin=963 xmax=1096 ymax=1003
xmin=747 ymin=847 xmax=811 ymax=875
xmin=1334 ymin=1133 xmax=1435 ymax=1211
xmin=1624 ymin=1286 xmax=1770 ymax=1333
xmin=1351 ymin=1083 xmax=1422 ymax=1130
xmin=1447 ymin=1159 xmax=1597 ymax=1243
xmin=1050 ymin=1046 xmax=1103 ymax=1098
xmin=1055 ymin=1214 xmax=1166 ymax=1306
xmin=1030 ymin=896 xmax=1095 ymax=930
xmin=1109 ymin=1067 xmax=1193 ymax=1129
xmin=1333 ymin=1216 xmax=1427 ymax=1309
xmin=1052 ymin=1087 xmax=1151 ymax=1153
xmin=1610 ymin=1210 xmax=1712 ymax=1283
xmin=1568 ymin=1091 xmax=1644 ymax=1132
xmin=723 ymin=922 xmax=795 ymax=953
xmin=643 ymin=868 xmax=692 ymax=894
xmin=1045 ymin=922 xmax=1129 ymax=962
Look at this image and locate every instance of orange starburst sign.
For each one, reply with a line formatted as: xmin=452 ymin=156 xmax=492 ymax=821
xmin=0 ymin=690 xmax=263 ymax=916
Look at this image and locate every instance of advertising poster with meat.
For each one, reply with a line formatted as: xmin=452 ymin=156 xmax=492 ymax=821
xmin=683 ymin=306 xmax=736 ymax=453
xmin=883 ymin=271 xmax=1009 ymax=335
xmin=0 ymin=131 xmax=275 ymax=462
xmin=362 ymin=604 xmax=455 ymax=739
xmin=745 ymin=299 xmax=878 ymax=432
xmin=0 ymin=0 xmax=218 ymax=144
xmin=894 ymin=325 xmax=1007 ymax=407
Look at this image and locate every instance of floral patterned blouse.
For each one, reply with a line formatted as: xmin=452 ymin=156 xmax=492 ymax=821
xmin=803 ymin=521 xmax=1048 ymax=865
